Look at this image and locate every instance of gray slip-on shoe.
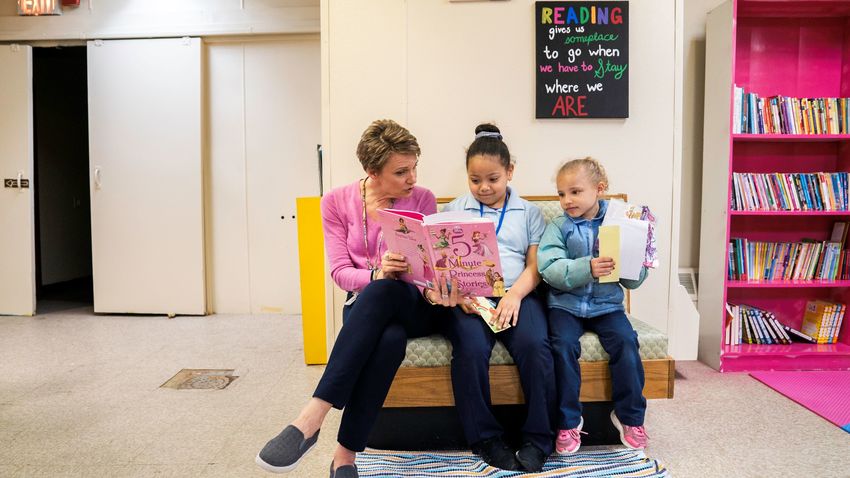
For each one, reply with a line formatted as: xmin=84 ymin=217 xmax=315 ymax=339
xmin=255 ymin=425 xmax=320 ymax=473
xmin=330 ymin=462 xmax=359 ymax=478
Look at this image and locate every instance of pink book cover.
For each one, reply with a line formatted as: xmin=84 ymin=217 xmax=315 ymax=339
xmin=376 ymin=209 xmax=504 ymax=296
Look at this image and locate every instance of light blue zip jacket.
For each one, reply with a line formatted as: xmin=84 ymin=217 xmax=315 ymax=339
xmin=537 ymin=200 xmax=648 ymax=318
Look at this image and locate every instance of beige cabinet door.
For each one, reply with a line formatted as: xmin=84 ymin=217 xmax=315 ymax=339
xmin=88 ymin=38 xmax=205 ymax=315
xmin=0 ymin=45 xmax=35 ymax=316
xmin=206 ymin=39 xmax=320 ymax=315
xmin=244 ymin=40 xmax=321 ymax=314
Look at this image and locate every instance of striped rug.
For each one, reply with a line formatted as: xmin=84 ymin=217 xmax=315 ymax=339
xmin=355 ymin=448 xmax=668 ymax=477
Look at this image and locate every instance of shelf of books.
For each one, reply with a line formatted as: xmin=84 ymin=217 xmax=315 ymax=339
xmin=730 ymin=211 xmax=850 ymax=216
xmin=698 ymin=0 xmax=850 ymax=372
xmin=733 ymin=134 xmax=850 ymax=143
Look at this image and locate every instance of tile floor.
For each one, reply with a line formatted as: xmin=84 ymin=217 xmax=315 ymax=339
xmin=0 ymin=307 xmax=848 ymax=477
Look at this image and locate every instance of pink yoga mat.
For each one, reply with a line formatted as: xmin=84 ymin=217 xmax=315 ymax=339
xmin=750 ymin=371 xmax=850 ymax=433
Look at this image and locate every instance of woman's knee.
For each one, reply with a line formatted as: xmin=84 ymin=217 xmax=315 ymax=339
xmin=371 ymin=324 xmax=408 ymax=366
xmin=357 ymin=279 xmax=413 ymax=305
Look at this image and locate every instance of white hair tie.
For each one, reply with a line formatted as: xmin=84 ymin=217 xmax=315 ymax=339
xmin=475 ymin=131 xmax=502 ymax=140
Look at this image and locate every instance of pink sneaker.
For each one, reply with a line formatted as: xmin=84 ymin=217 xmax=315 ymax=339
xmin=610 ymin=411 xmax=648 ymax=449
xmin=555 ymin=417 xmax=586 ymax=454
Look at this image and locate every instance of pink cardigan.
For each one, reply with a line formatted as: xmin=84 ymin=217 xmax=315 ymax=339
xmin=321 ymin=181 xmax=437 ymax=292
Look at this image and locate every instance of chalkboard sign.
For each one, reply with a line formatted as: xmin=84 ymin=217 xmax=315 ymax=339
xmin=535 ymin=1 xmax=629 ymax=118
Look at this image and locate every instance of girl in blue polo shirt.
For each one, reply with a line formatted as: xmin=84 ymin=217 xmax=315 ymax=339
xmin=431 ymin=124 xmax=556 ymax=473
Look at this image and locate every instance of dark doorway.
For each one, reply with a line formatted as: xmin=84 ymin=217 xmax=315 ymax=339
xmin=33 ymin=46 xmax=93 ymax=313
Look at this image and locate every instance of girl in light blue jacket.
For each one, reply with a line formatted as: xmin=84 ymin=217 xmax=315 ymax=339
xmin=537 ymin=158 xmax=649 ymax=454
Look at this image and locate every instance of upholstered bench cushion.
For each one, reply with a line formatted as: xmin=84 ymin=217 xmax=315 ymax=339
xmin=400 ymin=316 xmax=668 ymax=367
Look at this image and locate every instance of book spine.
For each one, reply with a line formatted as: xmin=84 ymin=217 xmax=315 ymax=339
xmin=760 ymin=310 xmax=779 ymax=344
xmin=733 ymin=86 xmax=743 ymax=134
xmin=768 ymin=315 xmax=791 ymax=344
xmin=833 ymin=305 xmax=845 ymax=344
xmin=783 ymin=324 xmax=816 ymax=343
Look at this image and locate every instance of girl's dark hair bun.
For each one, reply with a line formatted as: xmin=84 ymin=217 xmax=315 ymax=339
xmin=467 ymin=123 xmax=510 ymax=168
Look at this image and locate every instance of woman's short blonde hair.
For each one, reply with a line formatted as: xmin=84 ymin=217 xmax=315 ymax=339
xmin=356 ymin=119 xmax=421 ymax=173
xmin=557 ymin=157 xmax=609 ymax=192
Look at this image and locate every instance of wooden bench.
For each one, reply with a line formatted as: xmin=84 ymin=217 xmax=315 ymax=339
xmin=383 ymin=195 xmax=674 ymax=409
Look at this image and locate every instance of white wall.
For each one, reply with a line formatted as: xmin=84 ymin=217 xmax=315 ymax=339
xmin=680 ymin=0 xmax=727 ymax=269
xmin=0 ymin=0 xmax=318 ymax=40
xmin=323 ymin=0 xmax=692 ymax=355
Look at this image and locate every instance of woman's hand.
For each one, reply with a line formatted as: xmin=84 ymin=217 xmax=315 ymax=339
xmin=494 ymin=290 xmax=522 ymax=329
xmin=426 ymin=275 xmax=463 ymax=307
xmin=591 ymin=256 xmax=616 ymax=278
xmin=377 ymin=251 xmax=408 ymax=280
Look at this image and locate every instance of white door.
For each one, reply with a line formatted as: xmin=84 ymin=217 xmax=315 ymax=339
xmin=88 ymin=38 xmax=205 ymax=315
xmin=0 ymin=45 xmax=35 ymax=316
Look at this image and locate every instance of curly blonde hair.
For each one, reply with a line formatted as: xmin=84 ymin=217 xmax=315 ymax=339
xmin=556 ymin=157 xmax=609 ymax=192
xmin=356 ymin=119 xmax=421 ymax=173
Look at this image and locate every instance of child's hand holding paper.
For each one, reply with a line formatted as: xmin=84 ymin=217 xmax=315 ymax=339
xmin=597 ymin=225 xmax=621 ymax=283
xmin=468 ymin=296 xmax=511 ymax=333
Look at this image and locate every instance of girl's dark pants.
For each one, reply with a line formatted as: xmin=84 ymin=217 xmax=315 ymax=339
xmin=548 ymin=308 xmax=646 ymax=428
xmin=440 ymin=292 xmax=556 ymax=454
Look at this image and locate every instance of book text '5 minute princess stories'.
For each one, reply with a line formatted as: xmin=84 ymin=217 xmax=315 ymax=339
xmin=376 ymin=209 xmax=505 ymax=297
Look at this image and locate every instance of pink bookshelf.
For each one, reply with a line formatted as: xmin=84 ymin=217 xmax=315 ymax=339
xmin=698 ymin=0 xmax=850 ymax=372
xmin=726 ymin=280 xmax=850 ymax=288
xmin=721 ymin=343 xmax=850 ymax=372
xmin=733 ymin=134 xmax=850 ymax=142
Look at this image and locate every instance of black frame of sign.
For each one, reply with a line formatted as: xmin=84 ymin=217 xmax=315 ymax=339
xmin=535 ymin=1 xmax=629 ymax=119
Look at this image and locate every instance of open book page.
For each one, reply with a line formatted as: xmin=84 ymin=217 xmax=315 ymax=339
xmin=376 ymin=209 xmax=436 ymax=288
xmin=422 ymin=211 xmax=491 ymax=225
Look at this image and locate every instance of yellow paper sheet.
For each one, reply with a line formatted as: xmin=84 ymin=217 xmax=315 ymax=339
xmin=598 ymin=225 xmax=620 ymax=283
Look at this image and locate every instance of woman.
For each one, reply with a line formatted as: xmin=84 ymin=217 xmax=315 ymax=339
xmin=256 ymin=119 xmax=448 ymax=478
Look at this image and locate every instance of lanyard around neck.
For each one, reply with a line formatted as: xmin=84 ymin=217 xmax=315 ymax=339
xmin=479 ymin=191 xmax=509 ymax=236
xmin=361 ymin=177 xmax=393 ymax=271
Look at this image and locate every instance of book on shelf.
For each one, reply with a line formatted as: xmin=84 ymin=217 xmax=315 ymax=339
xmin=727 ymin=221 xmax=850 ymax=282
xmin=725 ymin=303 xmax=792 ymax=345
xmin=781 ymin=324 xmax=816 ymax=344
xmin=733 ymin=86 xmax=850 ymax=135
xmin=730 ymin=172 xmax=848 ymax=212
xmin=830 ymin=221 xmax=849 ymax=247
xmin=727 ymin=238 xmax=844 ymax=281
xmin=723 ymin=302 xmax=840 ymax=345
xmin=800 ymin=300 xmax=846 ymax=344
xmin=376 ymin=208 xmax=504 ymax=297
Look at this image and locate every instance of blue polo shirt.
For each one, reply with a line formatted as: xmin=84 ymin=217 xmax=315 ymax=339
xmin=443 ymin=187 xmax=545 ymax=288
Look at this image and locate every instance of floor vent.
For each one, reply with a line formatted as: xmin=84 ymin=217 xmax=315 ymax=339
xmin=160 ymin=369 xmax=238 ymax=390
xmin=678 ymin=267 xmax=699 ymax=306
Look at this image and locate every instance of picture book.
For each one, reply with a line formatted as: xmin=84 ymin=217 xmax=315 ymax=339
xmin=376 ymin=209 xmax=504 ymax=297
xmin=468 ymin=296 xmax=510 ymax=333
xmin=800 ymin=300 xmax=833 ymax=341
